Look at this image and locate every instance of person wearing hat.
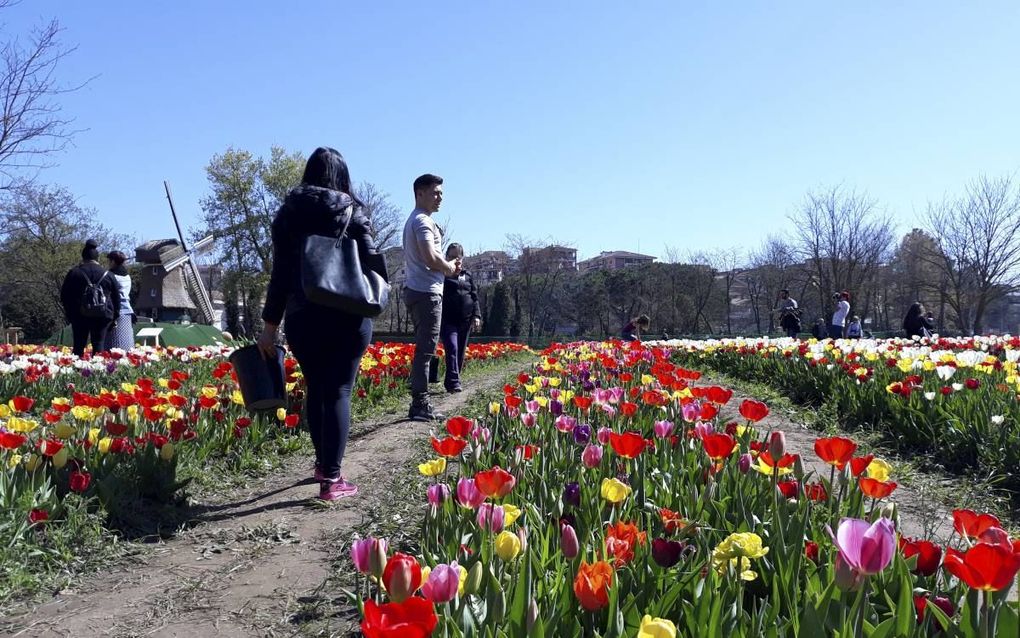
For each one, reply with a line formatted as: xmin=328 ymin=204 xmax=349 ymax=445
xmin=60 ymin=240 xmax=121 ymax=356
xmin=104 ymin=250 xmax=136 ymax=350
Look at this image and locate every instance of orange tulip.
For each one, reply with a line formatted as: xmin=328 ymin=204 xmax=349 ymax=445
xmin=573 ymin=560 xmax=613 ymax=611
xmin=859 ymin=477 xmax=897 ymax=499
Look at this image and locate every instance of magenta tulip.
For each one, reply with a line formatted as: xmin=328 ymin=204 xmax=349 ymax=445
xmin=427 ymin=484 xmax=450 ymax=506
xmin=581 ymin=444 xmax=604 ymax=468
xmin=832 ymin=517 xmax=896 ymax=576
xmin=693 ymin=421 xmax=714 ymax=439
xmin=769 ymin=431 xmax=787 ymax=459
xmin=555 ymin=415 xmax=577 ymax=433
xmin=457 ymin=477 xmax=485 ymax=509
xmin=653 ymin=420 xmax=675 ymax=439
xmin=421 ymin=562 xmax=461 ymax=603
xmin=681 ymin=401 xmax=700 ymax=423
xmin=477 ymin=503 xmax=505 ymax=532
xmin=351 ymin=538 xmax=373 ymax=574
xmin=560 ymin=523 xmax=579 ymax=558
xmin=597 ymin=427 xmax=612 ymax=445
xmin=738 ymin=453 xmax=752 ymax=474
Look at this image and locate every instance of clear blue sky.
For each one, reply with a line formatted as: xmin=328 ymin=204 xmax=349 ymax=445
xmin=5 ymin=1 xmax=1019 ymax=260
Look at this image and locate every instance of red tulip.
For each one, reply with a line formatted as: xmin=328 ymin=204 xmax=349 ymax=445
xmin=69 ymin=470 xmax=91 ymax=493
xmin=361 ymin=597 xmax=438 ymax=638
xmin=382 ymin=552 xmax=422 ymax=603
xmin=952 ymin=509 xmax=1001 ymax=539
xmin=859 ymin=477 xmax=897 ymax=499
xmin=572 ymin=396 xmax=593 ymax=411
xmin=430 ymin=436 xmax=468 ymax=458
xmin=739 ymin=399 xmax=769 ymax=422
xmin=699 ymin=403 xmax=719 ymax=420
xmin=768 ymin=431 xmax=786 ymax=458
xmin=777 ymin=479 xmax=799 ymax=499
xmin=474 ymin=466 xmax=516 ymax=498
xmin=943 ymin=543 xmax=1020 ymax=591
xmin=701 ymin=433 xmax=737 ymax=461
xmin=29 ymin=509 xmax=49 ymax=525
xmin=814 ymin=436 xmax=857 ymax=470
xmin=804 ymin=541 xmax=820 ymax=564
xmin=914 ymin=593 xmax=955 ymax=623
xmin=445 ymin=416 xmax=473 ymax=438
xmin=804 ymin=481 xmax=828 ymax=502
xmin=609 ymin=431 xmax=645 ymax=459
xmin=37 ymin=439 xmax=64 ymax=457
xmin=704 ymin=386 xmax=733 ymax=405
xmin=899 ymin=537 xmax=942 ymax=577
xmin=0 ymin=431 xmax=28 ymax=450
xmin=848 ymin=455 xmax=874 ymax=478
xmin=10 ymin=395 xmax=35 ymax=412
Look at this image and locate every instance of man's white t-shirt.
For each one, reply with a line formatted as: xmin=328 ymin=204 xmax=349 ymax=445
xmin=402 ymin=208 xmax=444 ymax=294
xmin=832 ymin=300 xmax=850 ymax=327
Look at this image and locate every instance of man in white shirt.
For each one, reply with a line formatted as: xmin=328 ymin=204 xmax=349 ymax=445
xmin=830 ymin=291 xmax=851 ymax=339
xmin=402 ymin=174 xmax=461 ymax=421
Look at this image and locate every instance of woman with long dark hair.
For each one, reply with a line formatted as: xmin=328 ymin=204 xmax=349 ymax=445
xmin=60 ymin=239 xmax=121 ymax=357
xmin=903 ymin=302 xmax=935 ymax=338
xmin=104 ymin=251 xmax=135 ymax=350
xmin=257 ymin=147 xmax=387 ymax=500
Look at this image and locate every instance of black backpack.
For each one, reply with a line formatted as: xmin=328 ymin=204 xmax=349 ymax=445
xmin=79 ymin=268 xmax=110 ymax=318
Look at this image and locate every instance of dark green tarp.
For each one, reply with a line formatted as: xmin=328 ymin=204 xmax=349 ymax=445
xmin=47 ymin=323 xmax=232 ymax=348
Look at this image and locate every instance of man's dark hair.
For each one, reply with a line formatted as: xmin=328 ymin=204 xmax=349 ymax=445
xmin=413 ymin=173 xmax=443 ymax=194
xmin=81 ymin=239 xmax=99 ymax=261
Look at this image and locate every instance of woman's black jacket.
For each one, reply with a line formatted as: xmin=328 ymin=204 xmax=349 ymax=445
xmin=60 ymin=262 xmax=121 ymax=322
xmin=442 ymin=270 xmax=481 ymax=325
xmin=262 ymin=185 xmax=387 ymax=325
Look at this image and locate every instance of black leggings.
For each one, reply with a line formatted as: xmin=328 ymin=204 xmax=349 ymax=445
xmin=71 ymin=318 xmax=111 ymax=357
xmin=285 ymin=309 xmax=371 ymax=479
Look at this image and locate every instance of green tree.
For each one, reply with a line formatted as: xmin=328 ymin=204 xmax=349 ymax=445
xmin=486 ymin=281 xmax=512 ymax=336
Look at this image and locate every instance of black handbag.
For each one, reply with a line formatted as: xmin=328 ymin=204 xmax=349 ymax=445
xmin=300 ymin=206 xmax=390 ymax=317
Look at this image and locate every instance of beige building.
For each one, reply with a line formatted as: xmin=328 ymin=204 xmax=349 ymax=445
xmin=578 ymin=250 xmax=656 ymax=272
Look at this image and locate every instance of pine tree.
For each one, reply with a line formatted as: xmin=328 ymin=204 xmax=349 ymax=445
xmin=487 ymin=281 xmax=512 ymax=336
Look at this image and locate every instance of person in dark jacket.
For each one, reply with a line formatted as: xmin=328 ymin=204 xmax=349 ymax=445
xmin=60 ymin=239 xmax=121 ymax=357
xmin=903 ymin=302 xmax=935 ymax=339
xmin=431 ymin=243 xmax=481 ymax=393
xmin=257 ymin=147 xmax=387 ymax=501
xmin=621 ymin=315 xmax=650 ymax=341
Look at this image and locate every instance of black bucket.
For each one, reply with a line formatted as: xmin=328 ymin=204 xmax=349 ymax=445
xmin=229 ymin=344 xmax=287 ymax=411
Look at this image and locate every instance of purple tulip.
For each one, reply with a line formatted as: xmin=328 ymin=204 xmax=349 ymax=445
xmin=738 ymin=453 xmax=753 ymax=474
xmin=608 ymin=387 xmax=625 ymax=404
xmin=651 ymin=538 xmax=688 ymax=568
xmin=831 ymin=517 xmax=896 ymax=576
xmin=456 ymin=477 xmax=485 ymax=509
xmin=573 ymin=424 xmax=592 ymax=445
xmin=560 ymin=523 xmax=579 ymax=558
xmin=549 ymin=399 xmax=563 ymax=416
xmin=563 ymin=482 xmax=582 ymax=508
xmin=581 ymin=444 xmax=603 ymax=469
xmin=653 ymin=420 xmax=675 ymax=439
xmin=477 ymin=503 xmax=505 ymax=532
xmin=421 ymin=562 xmax=461 ymax=603
xmin=596 ymin=426 xmax=612 ymax=445
xmin=427 ymin=484 xmax=450 ymax=506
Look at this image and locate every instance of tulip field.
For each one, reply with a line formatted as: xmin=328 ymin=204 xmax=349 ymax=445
xmin=0 ymin=340 xmax=529 ymax=603
xmin=666 ymin=336 xmax=1020 ymax=494
xmin=352 ymin=340 xmax=1020 ymax=638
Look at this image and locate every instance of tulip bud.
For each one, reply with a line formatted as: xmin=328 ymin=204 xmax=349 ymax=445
xmin=464 ymin=561 xmax=484 ymax=596
xmin=769 ymin=431 xmax=786 ymax=459
xmin=793 ymin=454 xmax=806 ymax=480
xmin=160 ymin=441 xmax=175 ymax=461
xmin=526 ymin=598 xmax=540 ymax=631
xmin=472 ymin=442 xmax=483 ymax=465
xmin=838 ymin=464 xmax=850 ymax=488
xmin=700 ymin=476 xmax=716 ymax=506
xmin=382 ymin=552 xmax=420 ymax=603
xmin=369 ymin=538 xmax=388 ymax=578
xmin=560 ymin=523 xmax=579 ymax=559
xmin=737 ymin=453 xmax=752 ymax=474
xmin=517 ymin=526 xmax=529 ymax=555
xmin=490 ymin=589 xmax=506 ymax=624
xmin=880 ymin=502 xmax=897 ymax=521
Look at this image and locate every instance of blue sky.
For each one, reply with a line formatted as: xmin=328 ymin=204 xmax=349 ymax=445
xmin=4 ymin=1 xmax=1019 ymax=260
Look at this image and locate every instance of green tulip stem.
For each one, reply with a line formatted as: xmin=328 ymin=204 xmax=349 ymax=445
xmin=853 ymin=584 xmax=867 ymax=638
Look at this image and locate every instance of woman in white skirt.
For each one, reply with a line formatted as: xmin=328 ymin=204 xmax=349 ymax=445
xmin=104 ymin=251 xmax=135 ymax=350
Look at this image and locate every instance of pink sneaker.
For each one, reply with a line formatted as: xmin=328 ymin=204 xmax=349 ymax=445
xmin=318 ymin=477 xmax=358 ymax=501
xmin=313 ymin=465 xmax=325 ymax=482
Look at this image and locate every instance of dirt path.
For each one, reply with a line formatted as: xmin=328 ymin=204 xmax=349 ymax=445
xmin=2 ymin=369 xmax=511 ymax=638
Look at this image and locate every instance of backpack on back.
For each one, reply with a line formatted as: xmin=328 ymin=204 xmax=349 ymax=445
xmin=79 ymin=268 xmax=110 ymax=318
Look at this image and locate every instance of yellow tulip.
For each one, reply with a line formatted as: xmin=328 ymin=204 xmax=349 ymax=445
xmin=231 ymin=390 xmax=245 ymax=406
xmin=53 ymin=422 xmax=77 ymax=440
xmin=489 ymin=402 xmax=502 ymax=415
xmin=600 ymin=477 xmax=632 ymax=504
xmin=503 ymin=504 xmax=522 ymax=526
xmin=866 ymin=458 xmax=893 ymax=483
xmin=641 ymin=374 xmax=655 ymax=386
xmin=494 ymin=530 xmax=522 ymax=561
xmin=98 ymin=437 xmax=113 ymax=454
xmin=6 ymin=417 xmax=39 ymax=433
xmin=276 ymin=407 xmax=287 ymax=421
xmin=523 ymin=384 xmax=538 ymax=394
xmin=52 ymin=447 xmax=69 ymax=469
xmin=126 ymin=404 xmax=139 ymax=420
xmin=158 ymin=378 xmax=169 ymax=388
xmin=160 ymin=442 xmax=175 ymax=461
xmin=534 ymin=396 xmax=548 ymax=408
xmin=200 ymin=386 xmax=218 ymax=399
xmin=711 ymin=532 xmax=769 ymax=581
xmin=418 ymin=458 xmax=447 ymax=477
xmin=547 ymin=377 xmax=561 ymax=387
xmin=87 ymin=428 xmax=101 ymax=444
xmin=638 ymin=614 xmax=677 ymax=638
xmin=0 ymin=404 xmax=10 ymax=418
xmin=7 ymin=454 xmax=22 ymax=469
xmin=121 ymin=383 xmax=136 ymax=393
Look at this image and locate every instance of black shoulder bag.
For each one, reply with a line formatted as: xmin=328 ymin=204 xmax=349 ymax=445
xmin=300 ymin=207 xmax=390 ymax=317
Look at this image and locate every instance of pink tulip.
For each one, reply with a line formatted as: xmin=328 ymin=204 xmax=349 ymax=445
xmin=653 ymin=420 xmax=675 ymax=439
xmin=560 ymin=523 xmax=579 ymax=558
xmin=471 ymin=424 xmax=491 ymax=443
xmin=555 ymin=415 xmax=577 ymax=433
xmin=477 ymin=503 xmax=505 ymax=532
xmin=594 ymin=389 xmax=612 ymax=405
xmin=597 ymin=427 xmax=612 ymax=445
xmin=831 ymin=517 xmax=896 ymax=576
xmin=521 ymin=413 xmax=537 ymax=428
xmin=427 ymin=484 xmax=450 ymax=506
xmin=421 ymin=562 xmax=461 ymax=603
xmin=550 ymin=388 xmax=561 ymax=400
xmin=608 ymin=387 xmax=624 ymax=404
xmin=581 ymin=444 xmax=604 ymax=468
xmin=525 ymin=400 xmax=540 ymax=414
xmin=351 ymin=538 xmax=373 ymax=574
xmin=693 ymin=421 xmax=714 ymax=440
xmin=681 ymin=401 xmax=701 ymax=423
xmin=456 ymin=477 xmax=485 ymax=509
xmin=601 ymin=405 xmax=617 ymax=419
xmin=769 ymin=431 xmax=786 ymax=459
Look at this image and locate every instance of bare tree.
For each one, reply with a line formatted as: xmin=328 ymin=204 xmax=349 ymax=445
xmin=708 ymin=247 xmax=744 ymax=335
xmin=789 ymin=185 xmax=895 ymax=314
xmin=355 ymin=181 xmax=401 ymax=250
xmin=1 ymin=12 xmax=88 ymax=188
xmin=922 ymin=175 xmax=1020 ymax=335
xmin=746 ymin=236 xmax=797 ymax=333
xmin=504 ymin=234 xmax=574 ymax=338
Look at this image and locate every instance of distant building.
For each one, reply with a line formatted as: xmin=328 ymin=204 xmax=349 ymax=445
xmin=521 ymin=245 xmax=577 ymax=272
xmin=578 ymin=251 xmax=656 ymax=272
xmin=463 ymin=250 xmax=512 ymax=286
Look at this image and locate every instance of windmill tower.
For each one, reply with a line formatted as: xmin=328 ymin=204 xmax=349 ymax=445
xmin=132 ymin=182 xmax=216 ymax=324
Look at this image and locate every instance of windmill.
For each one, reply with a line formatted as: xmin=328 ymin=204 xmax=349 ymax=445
xmin=132 ymin=182 xmax=217 ymax=325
